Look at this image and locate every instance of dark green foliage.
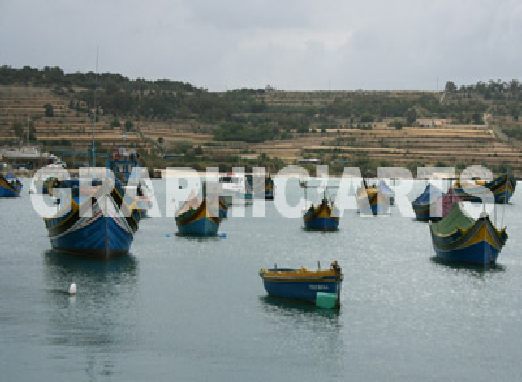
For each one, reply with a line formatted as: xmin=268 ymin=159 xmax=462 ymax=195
xmin=214 ymin=122 xmax=278 ymax=143
xmin=404 ymin=108 xmax=417 ymax=125
xmin=445 ymin=81 xmax=457 ymax=93
xmin=44 ymin=103 xmax=54 ymax=117
xmin=502 ymin=126 xmax=522 ymax=140
xmin=110 ymin=118 xmax=120 ymax=128
xmin=4 ymin=66 xmax=522 ymax=144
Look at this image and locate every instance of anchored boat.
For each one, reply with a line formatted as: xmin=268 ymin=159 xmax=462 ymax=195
xmin=429 ymin=203 xmax=507 ymax=266
xmin=412 ymin=184 xmax=442 ymax=222
xmin=176 ymin=197 xmax=221 ymax=237
xmin=378 ymin=180 xmax=395 ymax=206
xmin=43 ymin=179 xmax=135 ymax=258
xmin=259 ymin=261 xmax=343 ymax=307
xmin=265 ymin=176 xmax=274 ymax=200
xmin=452 ymin=174 xmax=516 ymax=204
xmin=218 ymin=196 xmax=228 ymax=219
xmin=303 ymin=197 xmax=339 ymax=231
xmin=356 ymin=181 xmax=390 ymax=215
xmin=0 ymin=173 xmax=22 ymax=197
xmin=107 ymin=147 xmax=150 ymax=225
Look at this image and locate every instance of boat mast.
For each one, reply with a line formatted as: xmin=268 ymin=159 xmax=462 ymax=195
xmin=91 ymin=47 xmax=99 ymax=167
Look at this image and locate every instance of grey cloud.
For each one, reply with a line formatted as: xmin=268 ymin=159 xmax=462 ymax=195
xmin=0 ymin=0 xmax=521 ymax=90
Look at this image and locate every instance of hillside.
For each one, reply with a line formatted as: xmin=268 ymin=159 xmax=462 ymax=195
xmin=1 ymin=66 xmax=522 ymax=176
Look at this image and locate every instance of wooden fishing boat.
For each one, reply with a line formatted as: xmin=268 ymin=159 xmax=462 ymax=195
xmin=378 ymin=180 xmax=395 ymax=206
xmin=452 ymin=174 xmax=516 ymax=204
xmin=219 ymin=196 xmax=228 ymax=219
xmin=43 ymin=179 xmax=135 ymax=258
xmin=265 ymin=176 xmax=274 ymax=200
xmin=303 ymin=197 xmax=339 ymax=231
xmin=107 ymin=147 xmax=149 ymax=226
xmin=430 ymin=203 xmax=507 ymax=265
xmin=176 ymin=197 xmax=221 ymax=236
xmin=0 ymin=173 xmax=22 ymax=197
xmin=356 ymin=181 xmax=390 ymax=215
xmin=412 ymin=184 xmax=442 ymax=221
xmin=260 ymin=261 xmax=343 ymax=307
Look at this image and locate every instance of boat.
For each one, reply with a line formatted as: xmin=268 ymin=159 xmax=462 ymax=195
xmin=452 ymin=174 xmax=516 ymax=204
xmin=43 ymin=179 xmax=135 ymax=257
xmin=356 ymin=181 xmax=390 ymax=215
xmin=378 ymin=180 xmax=395 ymax=206
xmin=175 ymin=197 xmax=221 ymax=236
xmin=429 ymin=203 xmax=507 ymax=265
xmin=265 ymin=176 xmax=274 ymax=200
xmin=303 ymin=196 xmax=339 ymax=231
xmin=219 ymin=173 xmax=249 ymax=204
xmin=0 ymin=173 xmax=22 ymax=197
xmin=106 ymin=147 xmax=150 ymax=227
xmin=219 ymin=196 xmax=228 ymax=219
xmin=244 ymin=174 xmax=254 ymax=200
xmin=439 ymin=187 xmax=464 ymax=218
xmin=412 ymin=184 xmax=442 ymax=221
xmin=259 ymin=261 xmax=343 ymax=307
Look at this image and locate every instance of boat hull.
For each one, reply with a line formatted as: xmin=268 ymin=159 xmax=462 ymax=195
xmin=433 ymin=240 xmax=499 ymax=265
xmin=50 ymin=215 xmax=133 ymax=258
xmin=45 ymin=194 xmax=134 ymax=258
xmin=413 ymin=203 xmax=431 ymax=221
xmin=0 ymin=176 xmax=22 ymax=197
xmin=177 ymin=217 xmax=219 ymax=237
xmin=262 ymin=279 xmax=342 ymax=304
xmin=0 ymin=185 xmax=21 ymax=197
xmin=303 ymin=217 xmax=339 ymax=231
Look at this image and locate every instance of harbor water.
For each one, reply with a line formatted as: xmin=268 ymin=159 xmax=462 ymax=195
xmin=1 ymin=179 xmax=522 ymax=381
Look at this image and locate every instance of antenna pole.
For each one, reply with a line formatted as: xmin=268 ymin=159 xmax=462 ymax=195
xmin=91 ymin=46 xmax=99 ymax=167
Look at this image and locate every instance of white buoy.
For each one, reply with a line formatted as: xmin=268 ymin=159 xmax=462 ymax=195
xmin=68 ymin=283 xmax=77 ymax=295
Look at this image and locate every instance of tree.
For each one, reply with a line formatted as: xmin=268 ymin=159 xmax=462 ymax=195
xmin=445 ymin=81 xmax=457 ymax=93
xmin=124 ymin=120 xmax=133 ymax=131
xmin=404 ymin=108 xmax=417 ymax=125
xmin=44 ymin=103 xmax=54 ymax=117
xmin=110 ymin=117 xmax=120 ymax=128
xmin=471 ymin=113 xmax=484 ymax=125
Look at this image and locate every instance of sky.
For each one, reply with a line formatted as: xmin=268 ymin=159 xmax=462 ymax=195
xmin=0 ymin=0 xmax=521 ymax=91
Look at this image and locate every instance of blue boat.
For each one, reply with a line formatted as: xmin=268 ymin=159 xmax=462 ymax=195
xmin=176 ymin=198 xmax=221 ymax=237
xmin=303 ymin=197 xmax=339 ymax=231
xmin=43 ymin=179 xmax=135 ymax=258
xmin=412 ymin=184 xmax=442 ymax=222
xmin=106 ymin=147 xmax=149 ymax=228
xmin=356 ymin=182 xmax=390 ymax=215
xmin=430 ymin=203 xmax=507 ymax=266
xmin=378 ymin=180 xmax=395 ymax=206
xmin=452 ymin=174 xmax=516 ymax=204
xmin=219 ymin=196 xmax=228 ymax=219
xmin=0 ymin=173 xmax=23 ymax=197
xmin=265 ymin=176 xmax=274 ymax=200
xmin=259 ymin=261 xmax=343 ymax=306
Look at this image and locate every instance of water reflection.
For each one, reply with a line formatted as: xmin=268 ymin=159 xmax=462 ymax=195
xmin=430 ymin=256 xmax=506 ymax=278
xmin=42 ymin=251 xmax=138 ymax=378
xmin=258 ymin=295 xmax=345 ymax=376
xmin=259 ymin=295 xmax=341 ymax=320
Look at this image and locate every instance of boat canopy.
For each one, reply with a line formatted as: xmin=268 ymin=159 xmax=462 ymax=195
xmin=431 ymin=203 xmax=474 ymax=236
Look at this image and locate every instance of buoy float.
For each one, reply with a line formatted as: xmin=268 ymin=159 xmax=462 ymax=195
xmin=68 ymin=283 xmax=77 ymax=295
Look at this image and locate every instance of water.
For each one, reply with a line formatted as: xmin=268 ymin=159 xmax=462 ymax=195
xmin=1 ymin=180 xmax=522 ymax=381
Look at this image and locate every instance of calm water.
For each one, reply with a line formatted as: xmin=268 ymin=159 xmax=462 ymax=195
xmin=1 ymin=179 xmax=522 ymax=381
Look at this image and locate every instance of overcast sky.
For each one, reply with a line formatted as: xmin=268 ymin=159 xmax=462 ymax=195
xmin=1 ymin=0 xmax=521 ymax=91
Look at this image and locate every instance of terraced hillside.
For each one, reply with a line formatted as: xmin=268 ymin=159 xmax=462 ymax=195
xmin=0 ymin=85 xmax=149 ymax=154
xmin=1 ymin=80 xmax=521 ymax=176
